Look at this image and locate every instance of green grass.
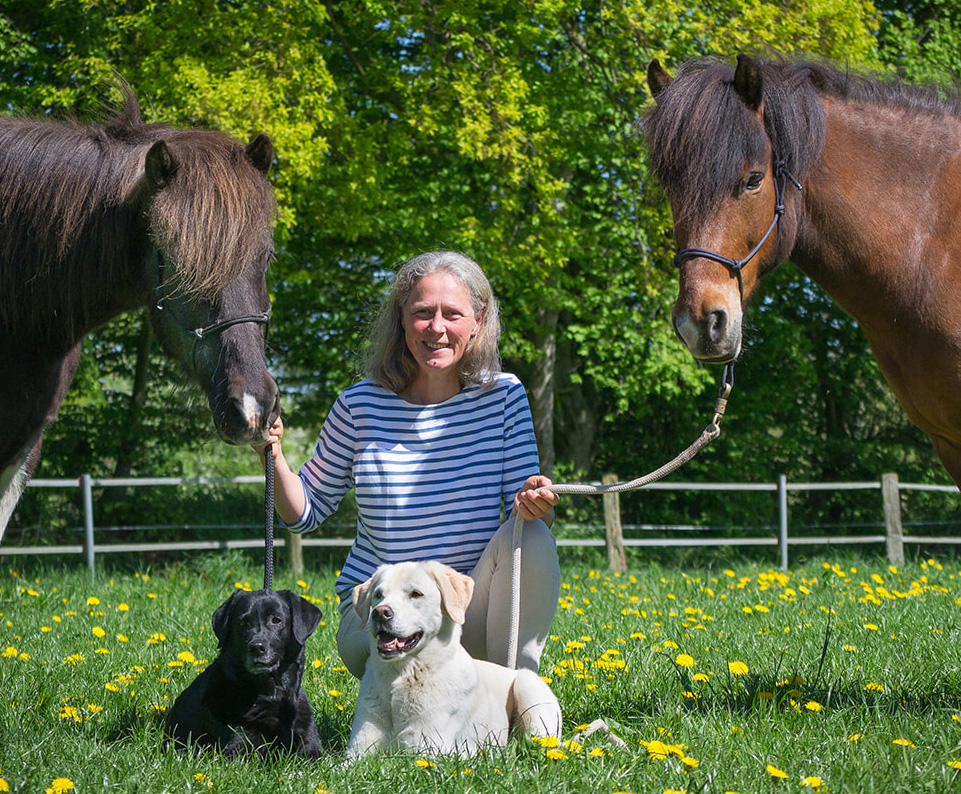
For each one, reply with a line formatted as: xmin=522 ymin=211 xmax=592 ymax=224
xmin=3 ymin=550 xmax=961 ymax=793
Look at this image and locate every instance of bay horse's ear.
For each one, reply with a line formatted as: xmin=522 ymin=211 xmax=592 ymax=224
xmin=245 ymin=133 xmax=273 ymax=175
xmin=144 ymin=140 xmax=178 ymax=191
xmin=647 ymin=59 xmax=673 ymax=100
xmin=733 ymin=54 xmax=763 ymax=111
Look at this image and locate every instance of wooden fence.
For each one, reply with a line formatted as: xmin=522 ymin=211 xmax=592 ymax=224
xmin=2 ymin=472 xmax=957 ymax=577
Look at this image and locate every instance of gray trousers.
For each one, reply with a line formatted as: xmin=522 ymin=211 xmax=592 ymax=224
xmin=336 ymin=517 xmax=560 ymax=679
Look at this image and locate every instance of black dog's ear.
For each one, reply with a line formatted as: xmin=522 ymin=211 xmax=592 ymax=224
xmin=212 ymin=590 xmax=242 ymax=646
xmin=279 ymin=590 xmax=323 ymax=646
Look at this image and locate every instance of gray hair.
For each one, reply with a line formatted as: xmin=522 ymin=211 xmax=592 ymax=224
xmin=364 ymin=250 xmax=501 ymax=393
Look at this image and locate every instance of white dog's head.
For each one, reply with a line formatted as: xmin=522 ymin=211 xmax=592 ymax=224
xmin=352 ymin=561 xmax=474 ymax=662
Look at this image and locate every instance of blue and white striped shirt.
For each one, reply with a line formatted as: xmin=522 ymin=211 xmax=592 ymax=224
xmin=285 ymin=372 xmax=540 ymax=599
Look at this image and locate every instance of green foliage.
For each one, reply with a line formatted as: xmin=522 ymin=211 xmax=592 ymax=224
xmin=2 ymin=0 xmax=958 ymax=541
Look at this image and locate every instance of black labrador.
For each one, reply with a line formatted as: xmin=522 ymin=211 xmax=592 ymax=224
xmin=165 ymin=588 xmax=323 ymax=758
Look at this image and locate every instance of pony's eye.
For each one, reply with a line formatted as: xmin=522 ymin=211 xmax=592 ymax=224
xmin=745 ymin=172 xmax=764 ymax=191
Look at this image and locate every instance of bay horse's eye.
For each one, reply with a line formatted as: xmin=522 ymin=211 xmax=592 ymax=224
xmin=744 ymin=172 xmax=764 ymax=192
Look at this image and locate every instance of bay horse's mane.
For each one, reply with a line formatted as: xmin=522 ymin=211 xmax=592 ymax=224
xmin=644 ymin=55 xmax=961 ymax=227
xmin=0 ymin=87 xmax=276 ymax=340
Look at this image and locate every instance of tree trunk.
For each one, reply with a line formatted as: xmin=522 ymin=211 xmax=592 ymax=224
xmin=529 ymin=307 xmax=559 ymax=478
xmin=113 ymin=311 xmax=153 ymax=479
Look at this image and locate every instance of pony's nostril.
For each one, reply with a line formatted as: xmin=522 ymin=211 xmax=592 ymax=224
xmin=706 ymin=309 xmax=728 ymax=344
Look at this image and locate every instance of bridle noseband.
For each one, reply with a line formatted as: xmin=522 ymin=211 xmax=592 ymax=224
xmin=155 ymin=252 xmax=270 ymax=371
xmin=673 ymin=157 xmax=802 ymax=302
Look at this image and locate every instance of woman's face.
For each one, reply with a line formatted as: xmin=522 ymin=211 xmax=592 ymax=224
xmin=403 ymin=271 xmax=482 ymax=378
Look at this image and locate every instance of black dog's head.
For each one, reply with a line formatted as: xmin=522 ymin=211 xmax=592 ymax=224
xmin=212 ymin=589 xmax=322 ymax=678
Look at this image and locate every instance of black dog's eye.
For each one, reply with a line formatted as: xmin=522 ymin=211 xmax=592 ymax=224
xmin=409 ymin=589 xmax=424 ymax=599
xmin=270 ymin=616 xmax=283 ymax=625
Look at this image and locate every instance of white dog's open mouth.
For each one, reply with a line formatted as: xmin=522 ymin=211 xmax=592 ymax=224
xmin=376 ymin=630 xmax=423 ymax=658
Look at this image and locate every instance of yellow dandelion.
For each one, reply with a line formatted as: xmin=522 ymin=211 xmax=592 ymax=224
xmin=864 ymin=623 xmax=879 ymax=631
xmin=693 ymin=672 xmax=710 ymax=683
xmin=544 ymin=748 xmax=567 ymax=760
xmin=117 ymin=603 xmax=129 ymax=612
xmin=177 ymin=650 xmax=196 ymax=664
xmin=86 ymin=597 xmax=100 ymax=606
xmin=948 ymin=759 xmax=961 ymax=770
xmin=893 ymin=738 xmax=915 ymax=748
xmin=58 ymin=705 xmax=83 ymax=723
xmin=92 ymin=626 xmax=106 ymax=638
xmin=415 ymin=759 xmax=435 ymax=768
xmin=766 ymin=764 xmax=788 ymax=779
xmin=46 ymin=779 xmax=75 ymax=794
xmin=801 ymin=776 xmax=823 ymax=788
xmin=866 ymin=682 xmax=884 ymax=692
xmin=728 ymin=660 xmax=749 ymax=676
xmin=804 ymin=701 xmax=822 ymax=712
xmin=0 ymin=777 xmax=9 ymax=792
xmin=675 ymin=653 xmax=695 ymax=668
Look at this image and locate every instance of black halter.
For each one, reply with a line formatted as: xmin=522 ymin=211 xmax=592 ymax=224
xmin=673 ymin=157 xmax=802 ymax=302
xmin=154 ymin=252 xmax=270 ymax=370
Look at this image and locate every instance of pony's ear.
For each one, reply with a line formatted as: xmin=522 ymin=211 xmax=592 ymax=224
xmin=245 ymin=133 xmax=273 ymax=175
xmin=647 ymin=59 xmax=673 ymax=100
xmin=144 ymin=140 xmax=178 ymax=191
xmin=426 ymin=562 xmax=474 ymax=625
xmin=733 ymin=54 xmax=763 ymax=111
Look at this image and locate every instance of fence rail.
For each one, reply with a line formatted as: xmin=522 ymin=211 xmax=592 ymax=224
xmin=3 ymin=472 xmax=958 ymax=576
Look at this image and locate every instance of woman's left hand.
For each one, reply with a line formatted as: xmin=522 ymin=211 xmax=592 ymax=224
xmin=514 ymin=475 xmax=559 ymax=522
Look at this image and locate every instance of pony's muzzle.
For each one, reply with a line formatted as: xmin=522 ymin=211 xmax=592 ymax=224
xmin=218 ymin=375 xmax=280 ymax=444
xmin=672 ymin=302 xmax=741 ymax=363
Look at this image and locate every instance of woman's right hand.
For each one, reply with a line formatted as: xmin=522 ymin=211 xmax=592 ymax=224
xmin=254 ymin=416 xmax=285 ymax=464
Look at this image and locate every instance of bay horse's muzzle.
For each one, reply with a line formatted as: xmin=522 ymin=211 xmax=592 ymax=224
xmin=672 ymin=298 xmax=742 ymax=363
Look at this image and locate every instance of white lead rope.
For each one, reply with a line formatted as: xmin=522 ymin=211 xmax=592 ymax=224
xmin=505 ymin=368 xmax=733 ymax=670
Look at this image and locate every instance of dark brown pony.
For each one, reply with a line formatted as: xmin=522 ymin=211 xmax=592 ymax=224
xmin=0 ymin=89 xmax=281 ymax=538
xmin=645 ymin=54 xmax=961 ymax=488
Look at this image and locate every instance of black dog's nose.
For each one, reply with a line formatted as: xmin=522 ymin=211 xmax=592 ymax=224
xmin=373 ymin=604 xmax=393 ymax=622
xmin=249 ymin=640 xmax=267 ymax=657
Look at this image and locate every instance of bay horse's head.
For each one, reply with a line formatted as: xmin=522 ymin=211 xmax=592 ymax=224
xmin=645 ymin=55 xmax=807 ymax=363
xmin=142 ymin=130 xmax=280 ymax=444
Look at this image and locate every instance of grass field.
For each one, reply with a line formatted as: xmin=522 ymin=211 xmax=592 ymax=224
xmin=3 ymin=549 xmax=961 ymax=793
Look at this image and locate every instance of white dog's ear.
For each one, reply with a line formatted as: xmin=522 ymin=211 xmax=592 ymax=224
xmin=427 ymin=563 xmax=474 ymax=625
xmin=352 ymin=578 xmax=374 ymax=628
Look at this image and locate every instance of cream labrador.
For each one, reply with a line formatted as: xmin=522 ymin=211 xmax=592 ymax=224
xmin=346 ymin=560 xmax=562 ymax=759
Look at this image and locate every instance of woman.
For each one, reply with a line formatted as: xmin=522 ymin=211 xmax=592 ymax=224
xmin=257 ymin=250 xmax=560 ymax=678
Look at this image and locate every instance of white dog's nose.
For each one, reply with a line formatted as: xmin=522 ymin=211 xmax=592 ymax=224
xmin=372 ymin=604 xmax=393 ymax=623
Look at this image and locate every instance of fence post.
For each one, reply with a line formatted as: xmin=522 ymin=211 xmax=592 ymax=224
xmin=81 ymin=474 xmax=95 ymax=578
xmin=603 ymin=473 xmax=627 ymax=573
xmin=882 ymin=473 xmax=904 ymax=565
xmin=778 ymin=474 xmax=788 ymax=571
xmin=287 ymin=530 xmax=304 ymax=577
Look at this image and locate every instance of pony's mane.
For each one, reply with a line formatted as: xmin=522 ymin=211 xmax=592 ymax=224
xmin=644 ymin=56 xmax=961 ymax=226
xmin=0 ymin=89 xmax=275 ymax=341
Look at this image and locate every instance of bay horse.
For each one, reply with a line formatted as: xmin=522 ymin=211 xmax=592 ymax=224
xmin=0 ymin=89 xmax=281 ymax=539
xmin=645 ymin=54 xmax=961 ymax=489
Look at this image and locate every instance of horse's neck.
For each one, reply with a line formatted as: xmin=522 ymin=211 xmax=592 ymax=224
xmin=792 ymin=96 xmax=961 ymax=331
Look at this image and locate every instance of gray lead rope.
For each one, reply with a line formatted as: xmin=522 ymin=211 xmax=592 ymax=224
xmin=264 ymin=443 xmax=275 ymax=591
xmin=505 ymin=363 xmax=734 ymax=669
